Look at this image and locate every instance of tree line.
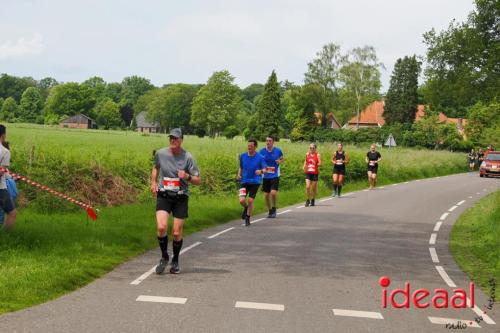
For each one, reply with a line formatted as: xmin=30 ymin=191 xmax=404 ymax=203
xmin=0 ymin=0 xmax=497 ymax=148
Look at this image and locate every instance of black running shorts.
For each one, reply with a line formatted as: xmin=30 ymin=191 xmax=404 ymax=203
xmin=367 ymin=165 xmax=378 ymax=174
xmin=333 ymin=165 xmax=346 ymax=175
xmin=262 ymin=177 xmax=279 ymax=193
xmin=156 ymin=191 xmax=189 ymax=219
xmin=305 ymin=173 xmax=319 ymax=181
xmin=240 ymin=183 xmax=260 ymax=199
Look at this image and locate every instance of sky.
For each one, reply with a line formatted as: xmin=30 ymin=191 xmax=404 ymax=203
xmin=0 ymin=0 xmax=475 ymax=91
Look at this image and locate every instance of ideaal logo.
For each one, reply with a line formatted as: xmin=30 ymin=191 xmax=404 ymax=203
xmin=379 ymin=276 xmax=474 ymax=309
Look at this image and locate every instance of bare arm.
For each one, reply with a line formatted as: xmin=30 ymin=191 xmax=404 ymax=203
xmin=151 ymin=166 xmax=158 ymax=196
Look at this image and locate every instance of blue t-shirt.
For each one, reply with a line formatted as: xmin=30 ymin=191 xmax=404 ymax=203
xmin=239 ymin=152 xmax=267 ymax=184
xmin=259 ymin=147 xmax=283 ymax=179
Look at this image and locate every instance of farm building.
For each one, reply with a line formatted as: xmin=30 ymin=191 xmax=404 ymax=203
xmin=60 ymin=114 xmax=97 ymax=129
xmin=136 ymin=112 xmax=161 ymax=133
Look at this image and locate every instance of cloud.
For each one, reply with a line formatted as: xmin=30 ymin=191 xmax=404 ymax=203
xmin=0 ymin=33 xmax=44 ymax=60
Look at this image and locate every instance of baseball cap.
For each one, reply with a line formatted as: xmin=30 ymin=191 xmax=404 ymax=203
xmin=169 ymin=128 xmax=183 ymax=139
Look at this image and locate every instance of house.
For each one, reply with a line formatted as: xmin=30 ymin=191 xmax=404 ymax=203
xmin=136 ymin=112 xmax=161 ymax=133
xmin=415 ymin=106 xmax=467 ymax=137
xmin=314 ymin=112 xmax=342 ymax=129
xmin=60 ymin=114 xmax=97 ymax=129
xmin=344 ymin=101 xmax=386 ymax=129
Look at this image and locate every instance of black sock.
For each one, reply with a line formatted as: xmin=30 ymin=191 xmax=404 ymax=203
xmin=333 ymin=184 xmax=338 ymax=193
xmin=272 ymin=206 xmax=276 ymax=211
xmin=338 ymin=185 xmax=342 ymax=196
xmin=172 ymin=239 xmax=183 ymax=262
xmin=158 ymin=235 xmax=169 ymax=259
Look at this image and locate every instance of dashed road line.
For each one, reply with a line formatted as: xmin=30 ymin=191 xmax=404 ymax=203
xmin=296 ymin=205 xmax=305 ymax=209
xmin=468 ymin=298 xmax=496 ymax=325
xmin=429 ymin=233 xmax=437 ymax=245
xmin=429 ymin=247 xmax=439 ymax=263
xmin=456 ymin=200 xmax=466 ymax=206
xmin=208 ymin=227 xmax=234 ymax=239
xmin=379 ymin=186 xmax=385 ymax=189
xmin=277 ymin=209 xmax=292 ymax=215
xmin=235 ymin=301 xmax=284 ymax=311
xmin=435 ymin=266 xmax=457 ymax=288
xmin=440 ymin=212 xmax=449 ymax=221
xmin=250 ymin=217 xmax=266 ymax=225
xmin=136 ymin=295 xmax=187 ymax=304
xmin=469 ymin=196 xmax=473 ymax=198
xmin=319 ymin=198 xmax=333 ymax=202
xmin=332 ymin=309 xmax=384 ymax=320
xmin=476 ymin=192 xmax=481 ymax=195
xmin=433 ymin=221 xmax=442 ymax=232
xmin=448 ymin=205 xmax=458 ymax=212
xmin=404 ymin=181 xmax=409 ymax=184
xmin=428 ymin=316 xmax=480 ymax=328
xmin=130 ymin=242 xmax=202 ymax=285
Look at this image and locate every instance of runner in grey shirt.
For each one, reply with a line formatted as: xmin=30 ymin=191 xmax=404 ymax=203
xmin=0 ymin=125 xmax=16 ymax=230
xmin=151 ymin=128 xmax=201 ymax=274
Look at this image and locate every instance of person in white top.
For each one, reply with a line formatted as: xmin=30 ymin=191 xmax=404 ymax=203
xmin=0 ymin=125 xmax=17 ymax=230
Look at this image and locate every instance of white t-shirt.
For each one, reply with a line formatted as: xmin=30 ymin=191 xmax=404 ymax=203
xmin=0 ymin=144 xmax=11 ymax=189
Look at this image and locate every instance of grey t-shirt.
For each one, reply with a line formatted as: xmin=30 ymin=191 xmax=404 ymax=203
xmin=0 ymin=145 xmax=11 ymax=189
xmin=154 ymin=147 xmax=200 ymax=196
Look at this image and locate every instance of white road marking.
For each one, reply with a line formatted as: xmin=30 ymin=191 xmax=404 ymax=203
xmin=483 ymin=189 xmax=487 ymax=191
xmin=391 ymin=183 xmax=398 ymax=186
xmin=428 ymin=316 xmax=480 ymax=328
xmin=235 ymin=301 xmax=284 ymax=311
xmin=319 ymin=198 xmax=333 ymax=202
xmin=448 ymin=205 xmax=458 ymax=212
xmin=332 ymin=309 xmax=384 ymax=320
xmin=429 ymin=247 xmax=439 ymax=263
xmin=363 ymin=189 xmax=369 ymax=192
xmin=457 ymin=200 xmax=466 ymax=206
xmin=136 ymin=295 xmax=187 ymax=304
xmin=404 ymin=181 xmax=409 ymax=184
xmin=131 ymin=242 xmax=202 ymax=285
xmin=433 ymin=221 xmax=442 ymax=232
xmin=296 ymin=205 xmax=305 ymax=209
xmin=250 ymin=217 xmax=266 ymax=225
xmin=180 ymin=241 xmax=202 ymax=255
xmin=435 ymin=266 xmax=457 ymax=288
xmin=440 ymin=212 xmax=449 ymax=220
xmin=379 ymin=186 xmax=385 ymax=189
xmin=415 ymin=179 xmax=421 ymax=182
xmin=469 ymin=196 xmax=473 ymax=198
xmin=429 ymin=233 xmax=437 ymax=245
xmin=208 ymin=227 xmax=234 ymax=239
xmin=467 ymin=298 xmax=496 ymax=325
xmin=477 ymin=192 xmax=481 ymax=195
xmin=277 ymin=209 xmax=292 ymax=215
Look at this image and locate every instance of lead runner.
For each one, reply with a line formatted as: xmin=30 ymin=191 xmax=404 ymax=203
xmin=151 ymin=128 xmax=201 ymax=274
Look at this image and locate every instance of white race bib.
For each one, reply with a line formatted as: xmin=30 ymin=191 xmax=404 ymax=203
xmin=162 ymin=177 xmax=180 ymax=191
xmin=266 ymin=166 xmax=276 ymax=174
xmin=335 ymin=160 xmax=343 ymax=165
xmin=239 ymin=187 xmax=247 ymax=197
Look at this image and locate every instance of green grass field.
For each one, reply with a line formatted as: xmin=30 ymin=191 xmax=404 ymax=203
xmin=0 ymin=123 xmax=469 ymax=314
xmin=450 ymin=190 xmax=500 ymax=302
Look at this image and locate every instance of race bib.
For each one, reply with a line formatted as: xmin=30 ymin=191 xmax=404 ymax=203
xmin=369 ymin=161 xmax=376 ymax=166
xmin=162 ymin=177 xmax=180 ymax=191
xmin=239 ymin=187 xmax=247 ymax=197
xmin=307 ymin=164 xmax=315 ymax=172
xmin=335 ymin=160 xmax=343 ymax=165
xmin=266 ymin=166 xmax=276 ymax=174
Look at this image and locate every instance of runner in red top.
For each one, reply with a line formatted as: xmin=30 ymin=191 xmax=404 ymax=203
xmin=303 ymin=143 xmax=321 ymax=207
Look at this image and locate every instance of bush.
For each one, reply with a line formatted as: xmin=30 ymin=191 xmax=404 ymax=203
xmin=223 ymin=125 xmax=239 ymax=139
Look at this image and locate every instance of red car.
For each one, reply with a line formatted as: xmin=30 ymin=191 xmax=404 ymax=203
xmin=479 ymin=151 xmax=500 ymax=177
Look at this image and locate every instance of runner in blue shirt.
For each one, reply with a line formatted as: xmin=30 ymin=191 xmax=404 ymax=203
xmin=259 ymin=135 xmax=284 ymax=218
xmin=238 ymin=138 xmax=267 ymax=226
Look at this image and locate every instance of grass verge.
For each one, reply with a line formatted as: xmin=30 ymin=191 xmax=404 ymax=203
xmin=449 ymin=190 xmax=500 ymax=302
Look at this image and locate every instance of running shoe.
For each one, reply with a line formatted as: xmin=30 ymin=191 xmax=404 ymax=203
xmin=245 ymin=216 xmax=251 ymax=226
xmin=270 ymin=207 xmax=277 ymax=218
xmin=332 ymin=191 xmax=336 ymax=197
xmin=311 ymin=199 xmax=315 ymax=206
xmin=155 ymin=256 xmax=169 ymax=275
xmin=305 ymin=199 xmax=310 ymax=207
xmin=170 ymin=261 xmax=180 ymax=274
xmin=241 ymin=206 xmax=248 ymax=219
xmin=267 ymin=209 xmax=273 ymax=218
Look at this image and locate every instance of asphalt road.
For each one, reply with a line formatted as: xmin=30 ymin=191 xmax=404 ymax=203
xmin=0 ymin=173 xmax=498 ymax=333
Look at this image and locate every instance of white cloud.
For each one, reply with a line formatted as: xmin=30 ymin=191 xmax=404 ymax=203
xmin=0 ymin=33 xmax=44 ymax=60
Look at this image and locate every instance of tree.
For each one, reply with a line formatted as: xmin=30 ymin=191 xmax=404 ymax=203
xmin=0 ymin=97 xmax=17 ymax=122
xmin=465 ymin=100 xmax=500 ymax=145
xmin=304 ymin=43 xmax=344 ymax=127
xmin=340 ymin=46 xmax=383 ymax=128
xmin=384 ymin=55 xmax=421 ymax=125
xmin=0 ymin=74 xmax=37 ymax=102
xmin=242 ymin=83 xmax=264 ymax=102
xmin=43 ymin=83 xmax=96 ymax=123
xmin=120 ymin=76 xmax=154 ymax=126
xmin=146 ymin=84 xmax=198 ymax=132
xmin=285 ymin=84 xmax=322 ymax=141
xmin=37 ymin=77 xmax=58 ymax=103
xmin=95 ymin=98 xmax=123 ymax=129
xmin=19 ymin=87 xmax=43 ymax=123
xmin=191 ymin=70 xmax=241 ymax=137
xmin=104 ymin=82 xmax=122 ymax=103
xmin=254 ymin=70 xmax=282 ymax=140
xmin=83 ymin=76 xmax=107 ymax=102
xmin=423 ymin=0 xmax=499 ymax=115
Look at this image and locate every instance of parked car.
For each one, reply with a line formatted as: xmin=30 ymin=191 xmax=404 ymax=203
xmin=479 ymin=151 xmax=500 ymax=177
